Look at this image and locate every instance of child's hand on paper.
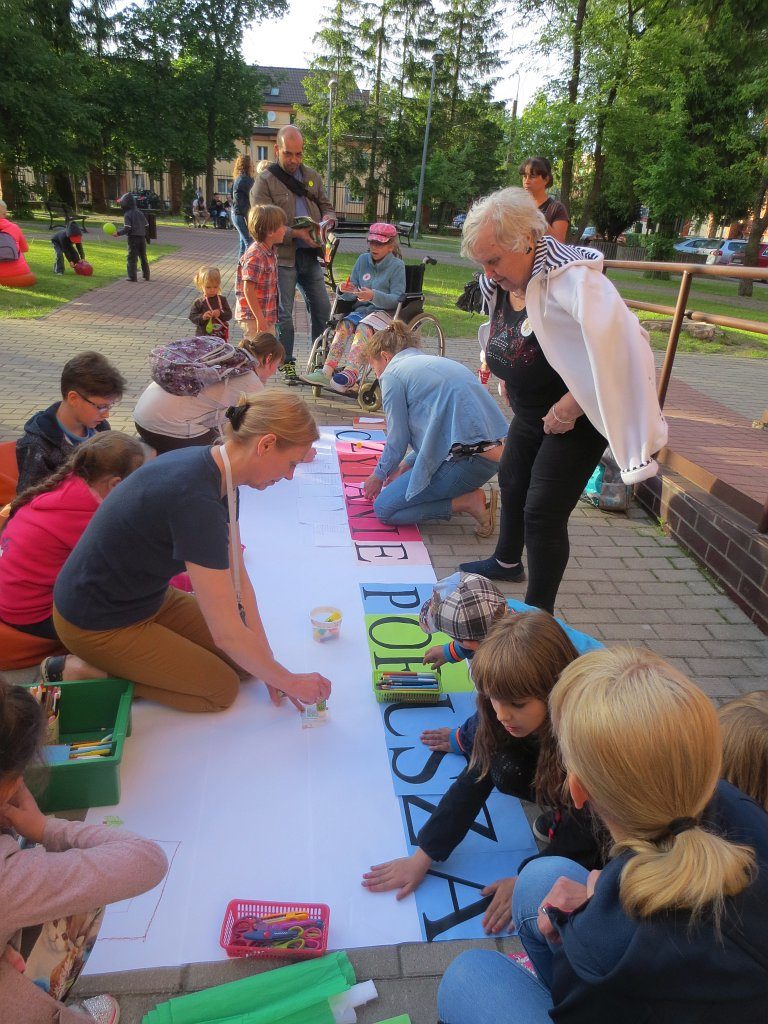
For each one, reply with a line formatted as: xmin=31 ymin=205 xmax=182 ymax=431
xmin=0 ymin=781 xmax=47 ymax=844
xmin=423 ymin=645 xmax=448 ymax=669
xmin=362 ymin=848 xmax=431 ymax=899
xmin=481 ymin=876 xmax=517 ymax=934
xmin=420 ymin=727 xmax=452 ymax=752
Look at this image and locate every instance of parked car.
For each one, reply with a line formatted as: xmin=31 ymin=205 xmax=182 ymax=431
xmin=580 ymin=225 xmax=598 ymax=242
xmin=673 ymin=237 xmax=719 ymax=254
xmin=452 ymin=212 xmax=467 ymax=228
xmin=730 ymin=242 xmax=768 ymax=269
xmin=706 ymin=239 xmax=748 ymax=265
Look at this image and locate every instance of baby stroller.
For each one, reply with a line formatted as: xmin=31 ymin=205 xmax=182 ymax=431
xmin=304 ymin=255 xmax=446 ymax=412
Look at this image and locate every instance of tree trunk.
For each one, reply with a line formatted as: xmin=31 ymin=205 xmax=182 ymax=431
xmin=169 ymin=161 xmax=183 ymax=214
xmin=89 ymin=163 xmax=108 ymax=213
xmin=0 ymin=163 xmax=16 ymax=208
xmin=560 ymin=0 xmax=588 ymax=215
xmin=51 ymin=168 xmax=75 ymax=207
xmin=577 ymin=85 xmax=616 ymax=238
xmin=738 ymin=166 xmax=768 ymax=298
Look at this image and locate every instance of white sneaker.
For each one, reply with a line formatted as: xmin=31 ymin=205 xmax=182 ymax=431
xmin=79 ymin=994 xmax=120 ymax=1023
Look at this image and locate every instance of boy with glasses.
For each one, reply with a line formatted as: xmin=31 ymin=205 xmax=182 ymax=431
xmin=16 ymin=352 xmax=126 ymax=491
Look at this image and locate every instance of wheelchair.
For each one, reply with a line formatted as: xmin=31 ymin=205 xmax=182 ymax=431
xmin=304 ymin=254 xmax=446 ymax=412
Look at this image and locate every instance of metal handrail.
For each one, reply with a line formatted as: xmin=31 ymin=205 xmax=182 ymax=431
xmin=603 ymin=258 xmax=768 ymax=533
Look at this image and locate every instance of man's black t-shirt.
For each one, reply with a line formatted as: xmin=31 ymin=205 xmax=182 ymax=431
xmin=485 ymin=293 xmax=567 ymax=422
xmin=54 ymin=446 xmax=230 ymax=631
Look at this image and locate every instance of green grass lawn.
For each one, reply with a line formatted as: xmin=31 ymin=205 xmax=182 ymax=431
xmin=0 ymin=238 xmax=177 ymax=319
xmin=332 ymin=250 xmax=768 ymax=355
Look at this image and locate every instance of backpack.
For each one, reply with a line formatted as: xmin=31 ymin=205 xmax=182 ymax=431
xmin=150 ymin=337 xmax=253 ymax=397
xmin=0 ymin=230 xmax=20 ymax=262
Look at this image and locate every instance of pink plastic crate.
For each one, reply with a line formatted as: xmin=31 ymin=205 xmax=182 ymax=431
xmin=219 ymin=899 xmax=330 ymax=960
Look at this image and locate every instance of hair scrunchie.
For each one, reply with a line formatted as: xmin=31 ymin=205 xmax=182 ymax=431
xmin=654 ymin=816 xmax=698 ymax=843
xmin=225 ymin=404 xmax=248 ymax=430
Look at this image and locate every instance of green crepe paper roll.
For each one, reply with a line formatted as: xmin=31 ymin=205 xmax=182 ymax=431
xmin=142 ymin=951 xmax=355 ymax=1024
xmin=103 ymin=222 xmax=117 ymax=236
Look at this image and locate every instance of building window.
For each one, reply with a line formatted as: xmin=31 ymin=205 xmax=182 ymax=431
xmin=345 ymin=185 xmax=364 ymax=205
xmin=216 ymin=178 xmax=233 ymax=195
xmin=270 ymin=86 xmax=280 ymax=96
xmin=256 ymin=146 xmax=268 ymax=161
xmin=133 ymin=174 xmax=145 ymax=191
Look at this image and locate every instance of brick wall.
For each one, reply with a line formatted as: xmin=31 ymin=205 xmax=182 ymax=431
xmin=637 ymin=469 xmax=768 ymax=634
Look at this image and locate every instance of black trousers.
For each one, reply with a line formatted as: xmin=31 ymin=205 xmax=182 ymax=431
xmin=127 ymin=235 xmax=150 ymax=280
xmin=135 ymin=423 xmax=218 ymax=454
xmin=52 ymin=240 xmax=65 ymax=273
xmin=495 ymin=412 xmax=606 ymax=613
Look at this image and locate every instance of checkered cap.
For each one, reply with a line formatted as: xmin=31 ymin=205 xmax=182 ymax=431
xmin=418 ymin=573 xmax=507 ymax=642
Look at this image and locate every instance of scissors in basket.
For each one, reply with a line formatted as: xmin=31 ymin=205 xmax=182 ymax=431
xmin=271 ymin=924 xmax=324 ymax=950
xmin=241 ymin=923 xmax=323 ymax=949
xmin=231 ymin=917 xmax=263 ymax=947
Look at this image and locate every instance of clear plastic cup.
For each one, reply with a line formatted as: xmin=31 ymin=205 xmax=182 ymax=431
xmin=310 ymin=606 xmax=342 ymax=643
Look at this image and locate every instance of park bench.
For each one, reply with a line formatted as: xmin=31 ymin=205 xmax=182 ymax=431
xmin=396 ymin=221 xmax=415 ymax=246
xmin=332 ymin=220 xmax=372 ymax=238
xmin=44 ymin=201 xmax=88 ymax=232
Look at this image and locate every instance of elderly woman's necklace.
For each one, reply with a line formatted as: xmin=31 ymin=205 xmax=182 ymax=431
xmin=508 ymin=289 xmax=532 ymax=336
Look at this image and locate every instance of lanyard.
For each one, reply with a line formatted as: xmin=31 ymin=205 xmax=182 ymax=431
xmin=218 ymin=444 xmax=245 ymax=623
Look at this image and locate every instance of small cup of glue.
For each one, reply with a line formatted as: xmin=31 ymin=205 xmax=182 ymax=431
xmin=310 ymin=606 xmax=342 ymax=643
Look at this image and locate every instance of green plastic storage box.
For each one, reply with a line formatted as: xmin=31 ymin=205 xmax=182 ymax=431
xmin=26 ymin=677 xmax=134 ymax=813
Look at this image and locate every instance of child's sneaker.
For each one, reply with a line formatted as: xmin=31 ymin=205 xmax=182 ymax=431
xmin=330 ymin=369 xmax=358 ymax=393
xmin=77 ymin=994 xmax=120 ymax=1023
xmin=279 ymin=359 xmax=299 ymax=386
xmin=302 ymin=368 xmax=331 ymax=386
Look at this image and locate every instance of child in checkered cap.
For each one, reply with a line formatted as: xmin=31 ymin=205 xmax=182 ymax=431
xmin=363 ymin=596 xmax=608 ymax=934
xmin=419 ymin=572 xmax=507 ymax=754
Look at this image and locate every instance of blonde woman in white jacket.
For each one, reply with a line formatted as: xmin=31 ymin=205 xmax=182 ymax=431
xmin=459 ymin=188 xmax=667 ymax=613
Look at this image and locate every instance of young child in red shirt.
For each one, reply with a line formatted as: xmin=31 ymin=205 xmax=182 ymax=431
xmin=235 ymin=205 xmax=287 ymax=340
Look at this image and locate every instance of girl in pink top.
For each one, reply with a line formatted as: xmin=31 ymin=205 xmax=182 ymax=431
xmin=0 ymin=199 xmax=37 ymax=288
xmin=0 ymin=433 xmax=144 ymax=679
xmin=0 ymin=675 xmax=168 ymax=1022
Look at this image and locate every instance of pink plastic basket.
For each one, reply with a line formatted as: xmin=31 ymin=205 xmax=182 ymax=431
xmin=219 ymin=899 xmax=330 ymax=960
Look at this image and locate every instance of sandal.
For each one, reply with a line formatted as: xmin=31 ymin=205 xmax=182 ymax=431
xmin=36 ymin=654 xmax=66 ymax=685
xmin=475 ymin=487 xmax=498 ymax=539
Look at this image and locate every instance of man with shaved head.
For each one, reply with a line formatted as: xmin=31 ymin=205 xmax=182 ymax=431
xmin=251 ymin=126 xmax=336 ymax=384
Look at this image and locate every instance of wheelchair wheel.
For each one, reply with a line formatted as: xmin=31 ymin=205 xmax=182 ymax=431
xmin=358 ymin=379 xmax=382 ymax=412
xmin=305 ymin=327 xmax=333 ymax=376
xmin=407 ymin=312 xmax=445 ymax=357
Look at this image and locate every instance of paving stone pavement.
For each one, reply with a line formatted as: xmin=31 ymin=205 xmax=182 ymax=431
xmin=2 ymin=226 xmax=767 ymax=1023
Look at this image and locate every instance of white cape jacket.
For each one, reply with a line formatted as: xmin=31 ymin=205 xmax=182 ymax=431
xmin=478 ymin=237 xmax=668 ymax=484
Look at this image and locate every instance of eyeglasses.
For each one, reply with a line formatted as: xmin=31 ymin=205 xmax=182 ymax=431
xmin=77 ymin=393 xmax=120 ymax=414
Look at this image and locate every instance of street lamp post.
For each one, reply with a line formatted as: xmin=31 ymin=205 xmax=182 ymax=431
xmin=414 ymin=50 xmax=443 ymax=242
xmin=326 ymin=78 xmax=338 ymax=198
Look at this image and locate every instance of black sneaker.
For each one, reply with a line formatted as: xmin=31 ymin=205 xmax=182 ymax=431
xmin=280 ymin=359 xmax=299 ymax=386
xmin=458 ymin=556 xmax=525 ymax=582
xmin=533 ymin=810 xmax=559 ymax=843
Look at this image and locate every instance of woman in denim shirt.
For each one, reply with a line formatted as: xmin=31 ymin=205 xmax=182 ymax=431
xmin=362 ymin=322 xmax=508 ymax=533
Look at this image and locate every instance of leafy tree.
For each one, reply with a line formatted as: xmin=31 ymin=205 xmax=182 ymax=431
xmin=297 ymin=1 xmax=370 ymax=200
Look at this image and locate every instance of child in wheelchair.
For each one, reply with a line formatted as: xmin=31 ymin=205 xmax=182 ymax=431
xmin=302 ymin=222 xmax=405 ymax=393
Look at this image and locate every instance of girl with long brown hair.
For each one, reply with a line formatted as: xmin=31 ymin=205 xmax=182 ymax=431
xmin=0 ymin=432 xmax=145 ymax=675
xmin=363 ymin=611 xmax=608 ymax=933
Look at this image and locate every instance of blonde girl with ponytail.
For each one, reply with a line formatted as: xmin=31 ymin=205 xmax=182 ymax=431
xmin=438 ymin=647 xmax=768 ymax=1024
